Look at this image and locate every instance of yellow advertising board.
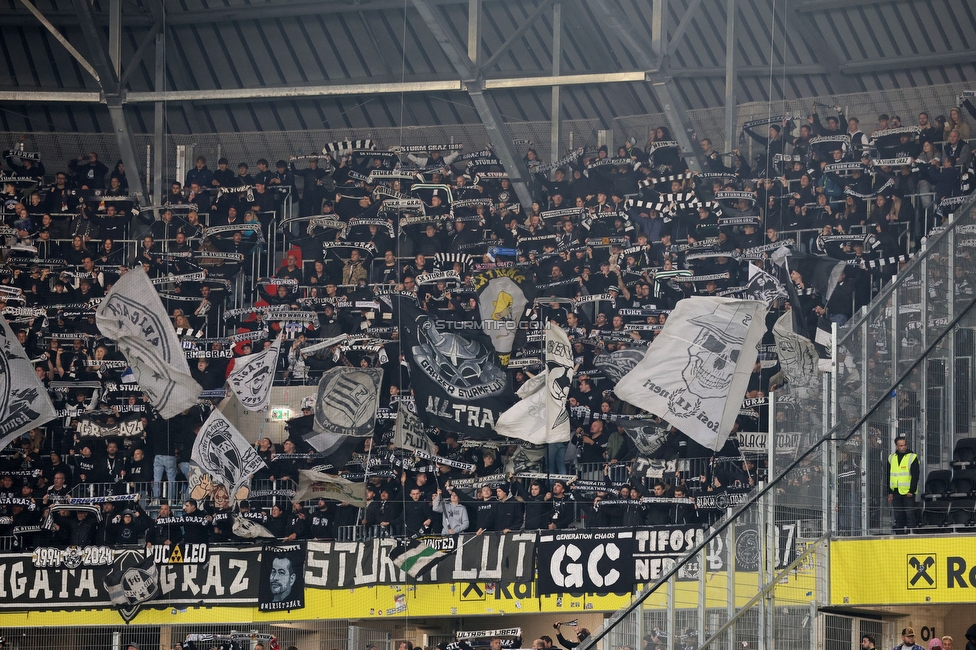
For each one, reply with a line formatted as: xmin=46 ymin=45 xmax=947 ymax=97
xmin=831 ymin=534 xmax=976 ymax=606
xmin=0 ymin=568 xmax=814 ymax=627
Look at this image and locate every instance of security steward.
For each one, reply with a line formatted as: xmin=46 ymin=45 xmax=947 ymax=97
xmin=887 ymin=436 xmax=920 ymax=534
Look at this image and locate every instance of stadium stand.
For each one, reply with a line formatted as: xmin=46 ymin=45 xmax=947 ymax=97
xmin=1 ymin=96 xmax=973 ymax=552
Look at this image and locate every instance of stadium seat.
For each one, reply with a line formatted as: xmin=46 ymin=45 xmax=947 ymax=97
xmin=917 ymin=500 xmax=950 ymax=529
xmin=948 ymin=499 xmax=976 ymax=528
xmin=921 ymin=469 xmax=953 ymax=500
xmin=948 ymin=469 xmax=976 ymax=499
xmin=951 ymin=438 xmax=976 ymax=469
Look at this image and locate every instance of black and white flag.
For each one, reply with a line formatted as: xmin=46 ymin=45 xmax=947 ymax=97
xmin=393 ymin=406 xmax=436 ymax=455
xmin=593 ymin=348 xmax=646 ymax=384
xmin=743 ymin=264 xmax=789 ymax=304
xmin=103 ymin=549 xmax=159 ymax=622
xmin=614 ymin=297 xmax=767 ymax=451
xmin=312 ymin=367 xmax=383 ymax=437
xmin=225 ymin=331 xmax=283 ymax=411
xmin=396 ymin=297 xmax=514 ymax=438
xmin=771 ymin=311 xmax=821 ymax=397
xmin=495 ymin=322 xmax=573 ymax=444
xmin=95 ymin=267 xmax=202 ymax=419
xmin=304 ymin=367 xmax=383 ymax=464
xmin=0 ymin=315 xmax=57 ymax=446
xmin=191 ymin=409 xmax=267 ymax=505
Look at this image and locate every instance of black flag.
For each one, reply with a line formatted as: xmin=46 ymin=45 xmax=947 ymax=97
xmin=396 ymin=297 xmax=514 ymax=438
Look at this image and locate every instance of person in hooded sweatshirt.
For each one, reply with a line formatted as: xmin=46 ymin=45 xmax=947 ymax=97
xmin=432 ymin=488 xmax=469 ymax=534
xmin=965 ymin=625 xmax=976 ymax=650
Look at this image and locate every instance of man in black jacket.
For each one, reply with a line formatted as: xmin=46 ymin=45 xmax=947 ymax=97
xmin=494 ymin=484 xmax=524 ymax=533
xmin=403 ymin=487 xmax=434 ymax=537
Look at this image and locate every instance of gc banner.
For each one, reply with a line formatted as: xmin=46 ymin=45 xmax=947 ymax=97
xmin=536 ymin=530 xmax=636 ymax=595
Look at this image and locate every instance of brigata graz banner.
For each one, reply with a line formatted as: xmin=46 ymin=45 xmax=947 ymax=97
xmin=0 ymin=546 xmax=259 ymax=612
xmin=0 ymin=525 xmax=796 ymax=618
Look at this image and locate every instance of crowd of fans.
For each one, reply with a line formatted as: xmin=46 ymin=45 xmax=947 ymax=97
xmin=0 ymin=96 xmax=973 ymax=551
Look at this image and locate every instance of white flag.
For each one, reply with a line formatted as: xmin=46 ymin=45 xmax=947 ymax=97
xmin=0 ymin=316 xmax=57 ymax=446
xmin=494 ymin=372 xmax=548 ymax=444
xmin=771 ymin=311 xmax=821 ymax=398
xmin=495 ymin=323 xmax=575 ymax=445
xmin=292 ymin=469 xmax=368 ymax=507
xmin=191 ymin=409 xmax=267 ymax=504
xmin=544 ymin=322 xmax=574 ymax=443
xmin=226 ymin=331 xmax=283 ymax=411
xmin=614 ymin=297 xmax=767 ymax=451
xmin=393 ymin=406 xmax=435 ymax=454
xmin=95 ymin=267 xmax=202 ymax=419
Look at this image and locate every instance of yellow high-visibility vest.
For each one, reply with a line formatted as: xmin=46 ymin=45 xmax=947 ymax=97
xmin=888 ymin=452 xmax=917 ymax=494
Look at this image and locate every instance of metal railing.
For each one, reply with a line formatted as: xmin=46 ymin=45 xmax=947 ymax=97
xmin=587 ymin=191 xmax=976 ymax=650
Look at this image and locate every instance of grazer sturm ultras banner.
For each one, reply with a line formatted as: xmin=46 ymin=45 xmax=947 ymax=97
xmin=395 ymin=297 xmax=514 ymax=438
xmin=473 ymin=266 xmax=535 ymax=365
xmin=614 ymin=297 xmax=767 ymax=451
xmin=95 ymin=266 xmax=202 ymax=419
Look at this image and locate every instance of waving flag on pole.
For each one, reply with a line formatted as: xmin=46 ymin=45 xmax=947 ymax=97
xmin=191 ymin=408 xmax=267 ymax=504
xmin=472 ymin=266 xmax=535 ymax=366
xmin=395 ymin=296 xmax=514 ymax=438
xmin=0 ymin=315 xmax=57 ymax=447
xmin=226 ymin=331 xmax=283 ymax=411
xmin=495 ymin=322 xmax=574 ymax=444
xmin=96 ymin=267 xmax=202 ymax=419
xmin=614 ymin=297 xmax=767 ymax=451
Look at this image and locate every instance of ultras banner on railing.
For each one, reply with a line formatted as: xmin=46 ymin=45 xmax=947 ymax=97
xmin=0 ymin=525 xmax=809 ymax=619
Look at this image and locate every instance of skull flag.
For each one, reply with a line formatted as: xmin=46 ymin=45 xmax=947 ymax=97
xmin=191 ymin=409 xmax=267 ymax=504
xmin=614 ymin=297 xmax=768 ymax=451
xmin=396 ymin=297 xmax=515 ymax=438
xmin=472 ymin=266 xmax=535 ymax=366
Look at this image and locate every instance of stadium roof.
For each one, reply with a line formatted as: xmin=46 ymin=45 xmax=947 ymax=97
xmin=0 ymin=0 xmax=974 ymax=135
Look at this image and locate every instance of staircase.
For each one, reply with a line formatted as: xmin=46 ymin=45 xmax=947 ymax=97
xmin=590 ymin=194 xmax=976 ymax=650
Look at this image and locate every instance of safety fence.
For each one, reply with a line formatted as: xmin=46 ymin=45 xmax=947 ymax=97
xmin=586 ymin=192 xmax=976 ymax=650
xmin=0 ymin=621 xmax=386 ymax=650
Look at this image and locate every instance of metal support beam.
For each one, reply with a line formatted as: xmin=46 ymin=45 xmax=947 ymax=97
xmin=797 ymin=0 xmax=906 ymax=12
xmin=153 ymin=34 xmax=165 ymax=205
xmin=17 ymin=0 xmax=100 ymax=83
xmin=0 ymin=90 xmax=102 ymax=102
xmin=791 ymin=8 xmax=856 ymax=94
xmin=666 ymin=0 xmax=704 ymax=57
xmin=550 ymin=1 xmax=562 ymax=163
xmin=724 ymin=0 xmax=737 ymax=152
xmin=596 ymin=0 xmax=705 ymax=172
xmin=109 ymin=0 xmax=121 ymax=78
xmin=119 ymin=21 xmax=163 ymax=88
xmin=467 ymin=0 xmax=481 ymax=65
xmin=481 ymin=0 xmax=556 ymax=71
xmin=411 ymin=0 xmax=534 ymax=209
xmin=71 ymin=0 xmax=146 ymax=203
xmin=651 ymin=0 xmax=667 ymax=62
xmin=842 ymin=49 xmax=976 ymax=73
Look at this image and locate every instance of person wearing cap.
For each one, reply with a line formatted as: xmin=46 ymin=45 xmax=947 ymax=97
xmin=124 ymin=643 xmax=140 ymax=650
xmin=494 ymin=483 xmax=523 ymax=533
xmin=548 ymin=480 xmax=576 ymax=529
xmin=894 ymin=628 xmax=924 ymax=650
